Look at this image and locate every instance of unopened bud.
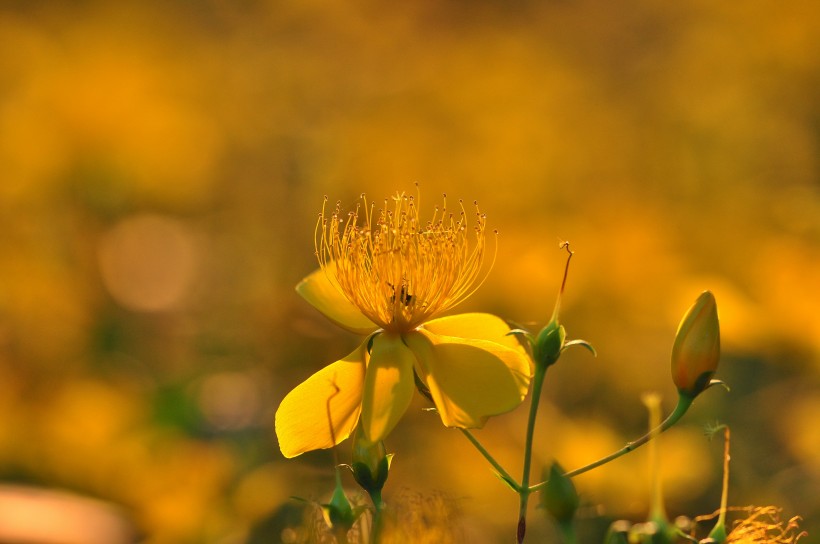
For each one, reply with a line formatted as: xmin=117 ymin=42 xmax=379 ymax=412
xmin=320 ymin=468 xmax=364 ymax=536
xmin=534 ymin=320 xmax=566 ymax=370
xmin=671 ymin=291 xmax=720 ymax=397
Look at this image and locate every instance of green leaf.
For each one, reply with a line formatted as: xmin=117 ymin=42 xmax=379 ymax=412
xmin=562 ymin=339 xmax=597 ymax=357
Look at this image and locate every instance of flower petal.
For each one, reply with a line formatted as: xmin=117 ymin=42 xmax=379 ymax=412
xmin=296 ymin=266 xmax=378 ymax=335
xmin=404 ymin=328 xmax=531 ymax=429
xmin=275 ymin=342 xmax=367 ymax=458
xmin=423 ymin=312 xmax=530 ymax=359
xmin=360 ymin=332 xmax=416 ymax=442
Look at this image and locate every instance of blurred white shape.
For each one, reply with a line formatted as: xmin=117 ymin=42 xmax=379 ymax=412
xmin=98 ymin=214 xmax=198 ymax=312
xmin=0 ymin=485 xmax=134 ymax=543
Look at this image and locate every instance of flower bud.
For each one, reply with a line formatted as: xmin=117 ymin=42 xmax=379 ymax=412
xmin=350 ymin=426 xmax=391 ymax=499
xmin=540 ymin=461 xmax=579 ymax=524
xmin=319 ymin=467 xmax=367 ymax=538
xmin=323 ymin=474 xmax=355 ymax=529
xmin=534 ymin=320 xmax=566 ymax=370
xmin=671 ymin=291 xmax=720 ymax=397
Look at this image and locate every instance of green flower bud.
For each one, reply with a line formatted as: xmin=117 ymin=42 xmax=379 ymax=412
xmin=671 ymin=291 xmax=720 ymax=397
xmin=350 ymin=426 xmax=391 ymax=503
xmin=540 ymin=461 xmax=579 ymax=524
xmin=320 ymin=467 xmax=367 ymax=538
xmin=534 ymin=320 xmax=566 ymax=370
xmin=323 ymin=474 xmax=355 ymax=529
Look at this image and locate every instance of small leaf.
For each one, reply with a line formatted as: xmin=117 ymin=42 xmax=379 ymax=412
xmin=562 ymin=339 xmax=597 ymax=357
xmin=506 ymin=329 xmax=535 ymax=348
xmin=704 ymin=379 xmax=730 ymax=393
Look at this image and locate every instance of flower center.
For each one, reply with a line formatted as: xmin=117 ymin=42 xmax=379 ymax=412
xmin=316 ymin=189 xmax=493 ymax=332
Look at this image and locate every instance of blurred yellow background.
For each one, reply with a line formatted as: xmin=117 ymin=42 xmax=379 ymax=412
xmin=1 ymin=1 xmax=818 ymax=542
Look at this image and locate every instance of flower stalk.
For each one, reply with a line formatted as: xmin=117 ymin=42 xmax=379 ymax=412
xmin=707 ymin=425 xmax=731 ymax=543
xmin=513 ymin=242 xmax=593 ymax=542
xmin=517 ymin=362 xmax=549 ymax=543
xmin=530 ymin=393 xmax=693 ymax=492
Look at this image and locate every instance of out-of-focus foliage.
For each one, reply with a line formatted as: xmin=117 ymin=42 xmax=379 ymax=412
xmin=0 ymin=0 xmax=818 ymax=542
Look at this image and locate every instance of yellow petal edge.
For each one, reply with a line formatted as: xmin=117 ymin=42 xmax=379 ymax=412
xmin=423 ymin=312 xmax=531 ymax=359
xmin=275 ymin=343 xmax=367 ymax=458
xmin=296 ymin=266 xmax=378 ymax=335
xmin=406 ymin=326 xmax=531 ymax=429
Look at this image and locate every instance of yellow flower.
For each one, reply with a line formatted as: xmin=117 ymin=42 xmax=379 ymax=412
xmin=275 ymin=191 xmax=532 ymax=458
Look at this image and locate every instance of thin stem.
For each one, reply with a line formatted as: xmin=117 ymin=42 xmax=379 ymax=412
xmin=370 ymin=490 xmax=384 ymax=544
xmin=459 ymin=428 xmax=518 ymax=489
xmin=334 ymin=527 xmax=350 ymax=544
xmin=517 ymin=365 xmax=548 ymax=543
xmin=370 ymin=489 xmax=385 ymax=512
xmin=529 ymin=393 xmax=694 ymax=492
xmin=552 ymin=242 xmax=573 ymax=321
xmin=645 ymin=394 xmax=667 ymax=524
xmin=718 ymin=427 xmax=730 ymax=519
xmin=557 ymin=520 xmax=578 ymax=544
xmin=707 ymin=426 xmax=730 ymax=542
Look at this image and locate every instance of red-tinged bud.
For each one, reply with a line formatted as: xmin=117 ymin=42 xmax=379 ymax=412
xmin=671 ymin=291 xmax=720 ymax=397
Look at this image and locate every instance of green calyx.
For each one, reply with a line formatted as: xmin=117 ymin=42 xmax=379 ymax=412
xmin=350 ymin=454 xmax=393 ymax=494
xmin=534 ymin=320 xmax=566 ymax=369
xmin=316 ymin=467 xmax=368 ymax=537
xmin=348 ymin=426 xmax=392 ymax=510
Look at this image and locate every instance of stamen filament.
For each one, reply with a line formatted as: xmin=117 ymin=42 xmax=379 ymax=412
xmin=316 ymin=191 xmax=494 ymax=332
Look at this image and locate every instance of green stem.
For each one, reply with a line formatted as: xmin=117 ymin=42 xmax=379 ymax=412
xmin=459 ymin=428 xmax=518 ymax=490
xmin=645 ymin=394 xmax=667 ymax=525
xmin=707 ymin=426 xmax=730 ymax=542
xmin=370 ymin=489 xmax=384 ymax=512
xmin=557 ymin=520 xmax=578 ymax=544
xmin=529 ymin=393 xmax=694 ymax=492
xmin=370 ymin=491 xmax=384 ymax=544
xmin=517 ymin=364 xmax=548 ymax=543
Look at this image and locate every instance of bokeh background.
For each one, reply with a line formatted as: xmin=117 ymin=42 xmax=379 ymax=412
xmin=1 ymin=1 xmax=819 ymax=542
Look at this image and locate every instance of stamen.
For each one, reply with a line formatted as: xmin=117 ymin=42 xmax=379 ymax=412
xmin=316 ymin=190 xmax=494 ymax=332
